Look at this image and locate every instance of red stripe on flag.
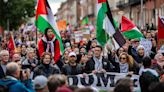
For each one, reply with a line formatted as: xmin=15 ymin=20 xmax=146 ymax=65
xmin=121 ymin=16 xmax=136 ymax=32
xmin=36 ymin=0 xmax=48 ymax=20
xmin=98 ymin=0 xmax=106 ymax=3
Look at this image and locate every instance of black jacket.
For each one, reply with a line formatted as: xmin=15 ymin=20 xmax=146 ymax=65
xmin=62 ymin=64 xmax=82 ymax=75
xmin=84 ymin=57 xmax=117 ymax=73
xmin=0 ymin=65 xmax=5 ymax=79
xmin=33 ymin=64 xmax=60 ymax=78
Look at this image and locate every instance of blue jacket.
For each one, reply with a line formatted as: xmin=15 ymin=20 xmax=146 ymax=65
xmin=0 ymin=77 xmax=35 ymax=92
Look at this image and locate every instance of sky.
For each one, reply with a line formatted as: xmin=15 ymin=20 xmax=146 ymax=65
xmin=48 ymin=0 xmax=66 ymax=14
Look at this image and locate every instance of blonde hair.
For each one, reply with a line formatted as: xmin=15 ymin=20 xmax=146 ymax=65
xmin=26 ymin=47 xmax=34 ymax=54
xmin=119 ymin=52 xmax=134 ymax=68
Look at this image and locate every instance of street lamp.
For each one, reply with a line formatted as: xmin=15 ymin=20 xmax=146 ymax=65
xmin=3 ymin=0 xmax=9 ymax=31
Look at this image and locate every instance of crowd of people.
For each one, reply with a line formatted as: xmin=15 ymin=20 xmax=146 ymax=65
xmin=0 ymin=26 xmax=164 ymax=92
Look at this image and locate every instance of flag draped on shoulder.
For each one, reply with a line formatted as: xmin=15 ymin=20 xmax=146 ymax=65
xmin=35 ymin=0 xmax=64 ymax=54
xmin=121 ymin=16 xmax=144 ymax=40
xmin=96 ymin=0 xmax=125 ymax=49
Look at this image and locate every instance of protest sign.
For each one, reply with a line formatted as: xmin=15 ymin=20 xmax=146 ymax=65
xmin=140 ymin=38 xmax=152 ymax=55
xmin=74 ymin=29 xmax=91 ymax=43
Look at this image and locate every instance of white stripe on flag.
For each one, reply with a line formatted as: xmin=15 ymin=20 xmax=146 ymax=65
xmin=46 ymin=7 xmax=61 ymax=37
xmin=103 ymin=15 xmax=115 ymax=36
xmin=103 ymin=15 xmax=120 ymax=49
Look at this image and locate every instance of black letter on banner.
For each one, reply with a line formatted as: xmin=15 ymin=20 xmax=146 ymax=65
xmin=67 ymin=76 xmax=78 ymax=85
xmin=133 ymin=79 xmax=138 ymax=87
xmin=80 ymin=75 xmax=94 ymax=86
xmin=96 ymin=73 xmax=111 ymax=87
xmin=109 ymin=74 xmax=115 ymax=87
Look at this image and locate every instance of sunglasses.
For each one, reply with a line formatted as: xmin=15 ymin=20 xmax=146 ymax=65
xmin=14 ymin=60 xmax=21 ymax=62
xmin=120 ymin=57 xmax=127 ymax=60
xmin=70 ymin=56 xmax=76 ymax=57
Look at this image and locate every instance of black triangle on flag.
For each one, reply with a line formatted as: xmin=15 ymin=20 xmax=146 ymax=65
xmin=113 ymin=31 xmax=126 ymax=47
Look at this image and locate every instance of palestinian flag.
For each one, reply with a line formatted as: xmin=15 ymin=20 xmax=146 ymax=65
xmin=121 ymin=16 xmax=144 ymax=39
xmin=96 ymin=0 xmax=125 ymax=49
xmin=35 ymin=0 xmax=64 ymax=54
xmin=81 ymin=16 xmax=89 ymax=26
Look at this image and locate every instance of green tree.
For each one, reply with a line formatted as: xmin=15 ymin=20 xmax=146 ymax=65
xmin=0 ymin=0 xmax=35 ymax=30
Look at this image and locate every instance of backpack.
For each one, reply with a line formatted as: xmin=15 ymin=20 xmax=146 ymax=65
xmin=0 ymin=84 xmax=9 ymax=92
xmin=139 ymin=71 xmax=159 ymax=92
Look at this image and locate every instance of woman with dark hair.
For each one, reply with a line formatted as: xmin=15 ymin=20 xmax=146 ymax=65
xmin=38 ymin=28 xmax=60 ymax=64
xmin=33 ymin=52 xmax=60 ymax=78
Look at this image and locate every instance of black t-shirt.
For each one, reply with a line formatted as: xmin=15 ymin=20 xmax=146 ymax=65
xmin=71 ymin=65 xmax=78 ymax=75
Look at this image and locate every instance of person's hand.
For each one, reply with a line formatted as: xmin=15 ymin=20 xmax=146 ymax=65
xmin=82 ymin=73 xmax=87 ymax=78
xmin=100 ymin=69 xmax=106 ymax=73
xmin=126 ymin=71 xmax=134 ymax=77
xmin=92 ymin=70 xmax=98 ymax=74
xmin=106 ymin=44 xmax=111 ymax=51
xmin=31 ymin=63 xmax=36 ymax=67
xmin=80 ymin=73 xmax=87 ymax=78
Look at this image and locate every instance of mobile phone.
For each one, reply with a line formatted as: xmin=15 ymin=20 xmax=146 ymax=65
xmin=19 ymin=70 xmax=23 ymax=80
xmin=162 ymin=53 xmax=164 ymax=56
xmin=19 ymin=69 xmax=27 ymax=80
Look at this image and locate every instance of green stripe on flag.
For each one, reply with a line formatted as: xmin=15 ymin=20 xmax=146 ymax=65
xmin=122 ymin=29 xmax=144 ymax=39
xmin=35 ymin=15 xmax=50 ymax=34
xmin=96 ymin=3 xmax=109 ymax=47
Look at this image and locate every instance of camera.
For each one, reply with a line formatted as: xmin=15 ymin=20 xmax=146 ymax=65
xmin=162 ymin=53 xmax=164 ymax=56
xmin=19 ymin=69 xmax=28 ymax=80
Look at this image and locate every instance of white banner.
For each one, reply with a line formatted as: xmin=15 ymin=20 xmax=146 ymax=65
xmin=68 ymin=72 xmax=140 ymax=91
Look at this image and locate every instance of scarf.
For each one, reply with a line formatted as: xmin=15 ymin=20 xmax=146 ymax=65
xmin=119 ymin=63 xmax=129 ymax=73
xmin=42 ymin=36 xmax=56 ymax=57
xmin=42 ymin=63 xmax=50 ymax=69
xmin=93 ymin=56 xmax=103 ymax=71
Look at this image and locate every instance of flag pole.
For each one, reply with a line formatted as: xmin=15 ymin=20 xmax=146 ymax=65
xmin=103 ymin=15 xmax=108 ymax=57
xmin=141 ymin=0 xmax=144 ymax=29
xmin=35 ymin=28 xmax=37 ymax=45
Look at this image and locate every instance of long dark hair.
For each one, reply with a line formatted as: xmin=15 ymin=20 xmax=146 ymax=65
xmin=45 ymin=28 xmax=51 ymax=41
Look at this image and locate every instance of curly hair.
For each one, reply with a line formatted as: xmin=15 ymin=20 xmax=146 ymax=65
xmin=119 ymin=52 xmax=134 ymax=68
